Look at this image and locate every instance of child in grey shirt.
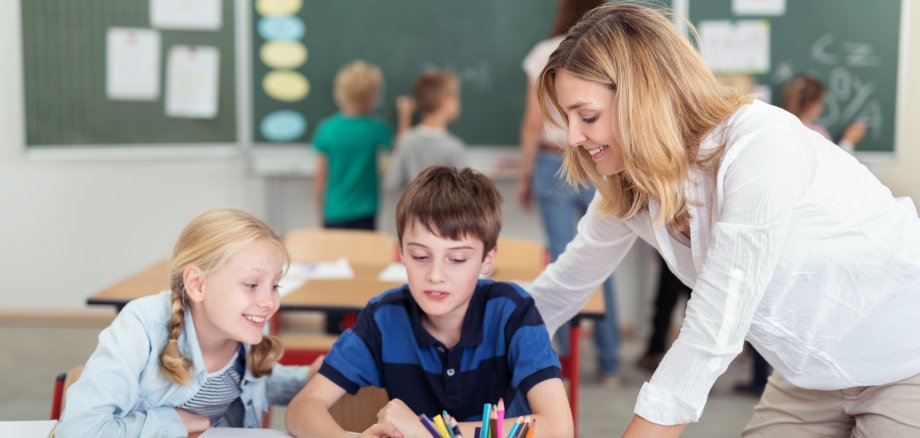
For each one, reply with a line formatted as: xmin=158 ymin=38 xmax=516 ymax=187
xmin=386 ymin=69 xmax=467 ymax=194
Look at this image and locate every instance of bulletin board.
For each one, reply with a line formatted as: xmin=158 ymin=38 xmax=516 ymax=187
xmin=20 ymin=0 xmax=237 ymax=148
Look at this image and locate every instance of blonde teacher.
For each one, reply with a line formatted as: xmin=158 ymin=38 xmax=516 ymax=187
xmin=528 ymin=4 xmax=920 ymax=437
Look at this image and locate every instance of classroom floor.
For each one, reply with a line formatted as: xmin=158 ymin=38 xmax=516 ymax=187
xmin=0 ymin=322 xmax=759 ymax=437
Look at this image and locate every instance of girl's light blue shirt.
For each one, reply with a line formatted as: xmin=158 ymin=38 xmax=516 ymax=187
xmin=57 ymin=291 xmax=308 ymax=438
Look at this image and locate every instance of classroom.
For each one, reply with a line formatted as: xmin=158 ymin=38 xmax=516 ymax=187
xmin=2 ymin=0 xmax=919 ymax=437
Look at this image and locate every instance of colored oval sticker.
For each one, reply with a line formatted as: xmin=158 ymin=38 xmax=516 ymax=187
xmin=257 ymin=16 xmax=305 ymax=41
xmin=256 ymin=0 xmax=302 ymax=16
xmin=263 ymin=71 xmax=310 ymax=102
xmin=260 ymin=41 xmax=308 ymax=69
xmin=261 ymin=110 xmax=307 ymax=142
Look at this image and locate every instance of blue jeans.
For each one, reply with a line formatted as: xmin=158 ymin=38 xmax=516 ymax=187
xmin=533 ymin=151 xmax=620 ymax=374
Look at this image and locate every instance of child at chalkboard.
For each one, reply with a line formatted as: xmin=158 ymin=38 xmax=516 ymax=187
xmin=57 ymin=209 xmax=320 ymax=437
xmin=385 ymin=69 xmax=468 ymax=195
xmin=312 ymin=60 xmax=399 ymax=231
xmin=782 ymin=73 xmax=867 ymax=153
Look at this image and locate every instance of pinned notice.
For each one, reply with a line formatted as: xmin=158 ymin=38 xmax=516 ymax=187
xmin=700 ymin=20 xmax=770 ymax=74
xmin=733 ymin=0 xmax=786 ymax=16
xmin=106 ymin=28 xmax=160 ymax=101
xmin=151 ymin=0 xmax=222 ymax=30
xmin=165 ymin=45 xmax=220 ymax=119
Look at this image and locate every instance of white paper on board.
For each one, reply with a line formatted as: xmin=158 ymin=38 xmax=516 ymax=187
xmin=151 ymin=0 xmax=222 ymax=30
xmin=733 ymin=0 xmax=786 ymax=16
xmin=165 ymin=45 xmax=220 ymax=119
xmin=106 ymin=28 xmax=160 ymax=101
xmin=700 ymin=20 xmax=770 ymax=74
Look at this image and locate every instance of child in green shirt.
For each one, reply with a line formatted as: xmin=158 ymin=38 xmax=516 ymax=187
xmin=312 ymin=60 xmax=394 ymax=230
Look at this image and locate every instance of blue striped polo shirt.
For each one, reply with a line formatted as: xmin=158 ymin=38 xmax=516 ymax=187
xmin=318 ymin=280 xmax=561 ymax=422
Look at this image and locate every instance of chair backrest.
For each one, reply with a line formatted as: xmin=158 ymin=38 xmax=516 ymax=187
xmin=328 ymin=386 xmax=389 ymax=432
xmin=51 ymin=365 xmax=83 ymax=420
xmin=284 ymin=229 xmax=397 ymax=267
xmin=492 ymin=237 xmax=546 ymax=277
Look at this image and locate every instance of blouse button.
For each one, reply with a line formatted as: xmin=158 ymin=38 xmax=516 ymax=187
xmin=446 ymin=368 xmax=456 ymax=377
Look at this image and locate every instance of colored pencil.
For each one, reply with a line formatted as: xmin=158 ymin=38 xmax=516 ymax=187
xmin=449 ymin=415 xmax=464 ymax=438
xmin=506 ymin=417 xmax=523 ymax=438
xmin=515 ymin=417 xmax=530 ymax=438
xmin=489 ymin=406 xmax=498 ymax=438
xmin=442 ymin=412 xmax=456 ymax=438
xmin=436 ymin=414 xmax=453 ymax=438
xmin=525 ymin=418 xmax=536 ymax=438
xmin=480 ymin=404 xmax=491 ymax=438
xmin=420 ymin=414 xmax=443 ymax=438
xmin=496 ymin=399 xmax=505 ymax=438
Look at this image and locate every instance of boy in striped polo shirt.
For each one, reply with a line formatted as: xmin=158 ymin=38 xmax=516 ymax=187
xmin=286 ymin=166 xmax=573 ymax=437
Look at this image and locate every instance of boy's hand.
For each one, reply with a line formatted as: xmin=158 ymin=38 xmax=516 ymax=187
xmin=360 ymin=422 xmax=404 ymax=438
xmin=396 ymin=96 xmax=416 ymax=118
xmin=377 ymin=399 xmax=428 ymax=438
xmin=176 ymin=408 xmax=210 ymax=433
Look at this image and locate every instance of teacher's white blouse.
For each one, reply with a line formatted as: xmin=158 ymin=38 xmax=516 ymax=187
xmin=529 ymin=100 xmax=920 ymax=425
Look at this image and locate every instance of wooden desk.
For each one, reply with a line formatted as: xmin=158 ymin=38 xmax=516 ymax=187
xmin=87 ymin=259 xmax=604 ymax=431
xmin=86 ymin=260 xmax=169 ymax=311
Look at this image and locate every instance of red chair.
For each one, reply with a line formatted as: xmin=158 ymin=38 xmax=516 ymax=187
xmin=51 ymin=366 xmax=83 ymax=420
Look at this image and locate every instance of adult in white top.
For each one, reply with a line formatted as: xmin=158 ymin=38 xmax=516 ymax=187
xmin=519 ymin=0 xmax=623 ymax=384
xmin=529 ymin=4 xmax=920 ymax=437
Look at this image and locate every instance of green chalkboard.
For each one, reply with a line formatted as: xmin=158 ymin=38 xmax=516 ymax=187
xmin=681 ymin=0 xmax=904 ymax=154
xmin=251 ymin=0 xmax=558 ymax=146
xmin=21 ymin=0 xmax=237 ymax=148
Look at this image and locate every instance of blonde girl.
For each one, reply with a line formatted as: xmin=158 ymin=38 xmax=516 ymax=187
xmin=528 ymin=3 xmax=920 ymax=437
xmin=58 ymin=209 xmax=315 ymax=437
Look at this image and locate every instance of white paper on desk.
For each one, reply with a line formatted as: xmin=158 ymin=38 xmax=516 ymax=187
xmin=377 ymin=262 xmax=408 ymax=282
xmin=151 ymin=0 xmax=222 ymax=30
xmin=165 ymin=45 xmax=220 ymax=119
xmin=199 ymin=427 xmax=292 ymax=437
xmin=106 ymin=28 xmax=160 ymax=101
xmin=292 ymin=258 xmax=355 ymax=280
xmin=278 ymin=268 xmax=309 ymax=297
xmin=733 ymin=0 xmax=785 ymax=16
xmin=0 ymin=420 xmax=57 ymax=438
xmin=700 ymin=20 xmax=770 ymax=74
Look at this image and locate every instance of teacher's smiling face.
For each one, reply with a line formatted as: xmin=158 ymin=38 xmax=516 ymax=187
xmin=554 ymin=69 xmax=624 ymax=177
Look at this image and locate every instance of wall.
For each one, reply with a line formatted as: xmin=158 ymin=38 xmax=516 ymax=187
xmin=5 ymin=1 xmax=912 ymax=318
xmin=0 ymin=1 xmax=265 ymax=309
xmin=878 ymin=1 xmax=920 ymax=206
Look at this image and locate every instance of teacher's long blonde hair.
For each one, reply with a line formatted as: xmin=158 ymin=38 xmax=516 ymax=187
xmin=537 ymin=2 xmax=750 ymax=228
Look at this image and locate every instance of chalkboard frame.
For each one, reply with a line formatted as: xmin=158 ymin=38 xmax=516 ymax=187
xmin=20 ymin=0 xmax=250 ymax=160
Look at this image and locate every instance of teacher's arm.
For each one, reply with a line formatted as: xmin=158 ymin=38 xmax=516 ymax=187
xmin=625 ymin=131 xmax=810 ymax=434
xmin=528 ymin=191 xmax=637 ymax=336
xmin=517 ymin=81 xmax=543 ymax=211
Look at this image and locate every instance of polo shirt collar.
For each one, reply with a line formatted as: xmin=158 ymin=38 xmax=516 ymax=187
xmin=408 ymin=281 xmax=487 ymax=349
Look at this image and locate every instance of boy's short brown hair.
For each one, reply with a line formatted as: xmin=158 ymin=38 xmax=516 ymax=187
xmin=396 ymin=166 xmax=502 ymax=257
xmin=413 ymin=69 xmax=458 ymax=115
xmin=334 ymin=60 xmax=383 ymax=112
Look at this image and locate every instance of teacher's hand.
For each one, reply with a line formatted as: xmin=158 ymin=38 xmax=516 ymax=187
xmin=517 ymin=178 xmax=534 ymax=212
xmin=622 ymin=415 xmax=686 ymax=438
